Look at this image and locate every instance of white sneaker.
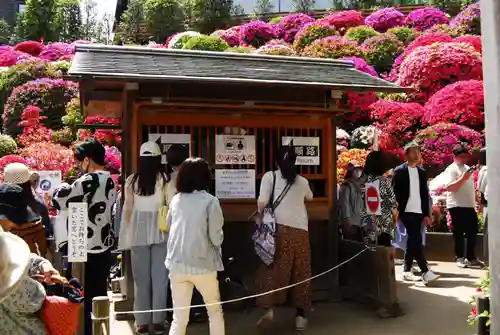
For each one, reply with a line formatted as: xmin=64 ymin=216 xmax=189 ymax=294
xmin=256 ymin=308 xmax=274 ymax=328
xmin=422 ymin=270 xmax=440 ymax=283
xmin=401 ymin=271 xmax=420 ymax=282
xmin=456 ymin=258 xmax=467 ymax=268
xmin=295 ymin=316 xmax=308 ymax=331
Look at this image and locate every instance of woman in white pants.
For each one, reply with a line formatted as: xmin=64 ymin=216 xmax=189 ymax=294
xmin=166 ymin=157 xmax=225 ymax=335
xmin=120 ymin=141 xmax=173 ymax=335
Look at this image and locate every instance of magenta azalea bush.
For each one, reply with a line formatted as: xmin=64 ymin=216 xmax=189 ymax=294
xmin=320 ymin=10 xmax=365 ymax=34
xmin=302 ymin=36 xmax=362 ymax=59
xmin=293 ymin=21 xmax=338 ymax=51
xmin=360 ymin=33 xmax=404 ymax=74
xmin=0 ymin=50 xmax=26 ymax=67
xmin=105 ymin=146 xmax=122 ymax=174
xmin=416 ymin=123 xmax=483 ymax=166
xmin=340 ymin=57 xmax=378 ymax=129
xmin=365 ymin=7 xmax=405 ymax=32
xmin=239 ymin=20 xmax=276 ymax=48
xmin=38 ymin=43 xmax=74 ymax=61
xmin=450 ymin=2 xmax=481 ymax=35
xmin=279 ymin=14 xmax=315 ymax=43
xmin=424 ymin=79 xmax=484 ymax=130
xmin=219 ymin=26 xmax=241 ymax=47
xmin=455 ymin=35 xmax=482 ymax=53
xmin=405 ymin=7 xmax=450 ymax=31
xmin=396 ymin=42 xmax=483 ymax=102
xmin=386 ymin=32 xmax=453 ymax=81
xmin=3 ymin=78 xmax=78 ymax=136
xmin=369 ymin=100 xmax=425 ymax=143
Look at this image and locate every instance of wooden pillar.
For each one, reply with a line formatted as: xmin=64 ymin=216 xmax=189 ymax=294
xmin=92 ymin=296 xmax=110 ymax=335
xmin=481 ymin=0 xmax=500 ymax=333
xmin=114 ymin=82 xmax=137 ymax=320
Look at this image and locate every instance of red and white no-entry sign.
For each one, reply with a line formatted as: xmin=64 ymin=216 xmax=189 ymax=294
xmin=365 ymin=180 xmax=381 ymax=215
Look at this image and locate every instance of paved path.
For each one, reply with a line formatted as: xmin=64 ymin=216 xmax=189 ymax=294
xmin=110 ymin=262 xmax=485 ymax=335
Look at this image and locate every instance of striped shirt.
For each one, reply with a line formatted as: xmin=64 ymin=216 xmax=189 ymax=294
xmin=168 ymin=261 xmax=212 ymax=275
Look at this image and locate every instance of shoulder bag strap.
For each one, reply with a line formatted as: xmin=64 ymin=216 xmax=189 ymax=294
xmin=267 ymin=172 xmax=277 ymax=209
xmin=272 ymin=180 xmax=293 ymax=211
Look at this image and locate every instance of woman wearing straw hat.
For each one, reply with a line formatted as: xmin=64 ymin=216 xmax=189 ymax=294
xmin=0 ymin=183 xmax=60 ymax=335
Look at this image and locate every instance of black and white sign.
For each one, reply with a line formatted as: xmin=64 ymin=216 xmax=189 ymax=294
xmin=215 ymin=135 xmax=256 ymax=165
xmin=282 ymin=137 xmax=320 ymax=165
xmin=68 ymin=202 xmax=88 ymax=262
xmin=149 ymin=133 xmax=191 ymax=164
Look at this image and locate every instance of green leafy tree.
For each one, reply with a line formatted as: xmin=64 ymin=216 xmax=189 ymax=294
xmin=119 ymin=0 xmax=146 ymax=44
xmin=22 ymin=0 xmax=57 ymax=42
xmin=0 ymin=20 xmax=11 ymax=45
xmin=81 ymin=0 xmax=98 ymax=41
xmin=292 ymin=0 xmax=315 ymax=13
xmin=144 ymin=0 xmax=186 ymax=43
xmin=188 ymin=0 xmax=234 ymax=34
xmin=54 ymin=0 xmax=82 ymax=41
xmin=253 ymin=0 xmax=274 ymax=21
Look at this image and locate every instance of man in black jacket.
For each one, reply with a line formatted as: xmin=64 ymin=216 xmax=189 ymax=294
xmin=392 ymin=142 xmax=439 ymax=283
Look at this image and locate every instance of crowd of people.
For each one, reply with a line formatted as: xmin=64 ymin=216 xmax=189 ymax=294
xmin=0 ymin=135 xmax=488 ymax=335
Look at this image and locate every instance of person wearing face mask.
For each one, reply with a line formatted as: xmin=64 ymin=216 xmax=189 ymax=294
xmin=444 ymin=143 xmax=481 ymax=268
xmin=52 ymin=138 xmax=117 ymax=335
xmin=338 ymin=161 xmax=366 ymax=241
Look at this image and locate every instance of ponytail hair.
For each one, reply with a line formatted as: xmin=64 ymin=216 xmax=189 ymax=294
xmin=275 ymin=146 xmax=297 ymax=184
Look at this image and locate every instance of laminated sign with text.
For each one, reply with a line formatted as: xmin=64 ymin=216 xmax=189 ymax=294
xmin=68 ymin=203 xmax=88 ymax=262
xmin=282 ymin=137 xmax=320 ymax=165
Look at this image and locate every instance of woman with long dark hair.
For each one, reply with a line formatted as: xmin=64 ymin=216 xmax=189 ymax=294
xmin=119 ymin=141 xmax=175 ymax=335
xmin=255 ymin=146 xmax=313 ymax=331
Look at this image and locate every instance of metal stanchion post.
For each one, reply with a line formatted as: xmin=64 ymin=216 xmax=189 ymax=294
xmin=92 ymin=296 xmax=110 ymax=335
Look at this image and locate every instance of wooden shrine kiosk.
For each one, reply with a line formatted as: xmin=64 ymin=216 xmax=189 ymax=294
xmin=68 ymin=45 xmax=407 ymax=318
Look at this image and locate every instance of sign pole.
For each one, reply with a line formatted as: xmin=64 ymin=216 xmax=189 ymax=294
xmin=481 ymin=0 xmax=500 ymax=333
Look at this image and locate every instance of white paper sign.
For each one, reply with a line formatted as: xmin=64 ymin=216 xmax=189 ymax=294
xmin=282 ymin=137 xmax=320 ymax=165
xmin=149 ymin=133 xmax=191 ymax=164
xmin=215 ymin=169 xmax=256 ymax=199
xmin=68 ymin=203 xmax=88 ymax=262
xmin=215 ymin=135 xmax=256 ymax=165
xmin=35 ymin=170 xmax=62 ymax=195
xmin=365 ymin=180 xmax=381 ymax=215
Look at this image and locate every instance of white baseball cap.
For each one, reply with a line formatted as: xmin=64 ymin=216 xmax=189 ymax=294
xmin=140 ymin=141 xmax=161 ymax=157
xmin=0 ymin=231 xmax=30 ymax=303
xmin=3 ymin=163 xmax=31 ymax=184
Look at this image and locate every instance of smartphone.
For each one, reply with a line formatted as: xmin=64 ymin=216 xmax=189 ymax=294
xmin=467 ymin=165 xmax=476 ymax=173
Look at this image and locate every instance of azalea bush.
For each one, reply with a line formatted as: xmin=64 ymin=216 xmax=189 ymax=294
xmin=293 ymin=21 xmax=338 ymax=52
xmin=19 ymin=141 xmax=75 ymax=176
xmin=387 ymin=27 xmax=419 ymax=45
xmin=226 ymin=46 xmax=254 ymax=53
xmin=16 ymin=105 xmax=51 ymax=147
xmin=84 ymin=116 xmax=122 ymax=148
xmin=425 ymin=23 xmax=463 ymax=37
xmin=350 ymin=125 xmax=378 ymax=150
xmin=405 ymin=7 xmax=450 ymax=31
xmin=13 ymin=41 xmax=44 ymax=56
xmin=167 ymin=31 xmax=202 ymax=49
xmin=320 ymin=10 xmax=365 ymax=34
xmin=182 ymin=35 xmax=229 ymax=51
xmin=423 ymin=79 xmax=484 ymax=130
xmin=336 ymin=127 xmax=350 ymax=148
xmin=105 ymin=146 xmax=122 ymax=174
xmin=369 ymin=100 xmax=425 ymax=143
xmin=337 ymin=148 xmax=368 ymax=184
xmin=360 ymin=33 xmax=404 ymax=74
xmin=0 ymin=50 xmax=25 ymax=67
xmin=38 ymin=43 xmax=74 ymax=61
xmin=0 ymin=134 xmax=17 ymax=158
xmin=51 ymin=127 xmax=74 ymax=146
xmin=218 ymin=26 xmax=241 ymax=47
xmin=415 ymin=123 xmax=483 ymax=166
xmin=364 ymin=7 xmax=405 ymax=33
xmin=455 ymin=35 xmax=482 ymax=53
xmin=340 ymin=56 xmax=378 ymax=129
xmin=397 ymin=42 xmax=483 ymax=103
xmin=254 ymin=44 xmax=296 ymax=56
xmin=279 ymin=13 xmax=315 ymax=43
xmin=3 ymin=78 xmax=78 ymax=136
xmin=302 ymin=36 xmax=362 ymax=59
xmin=345 ymin=26 xmax=379 ymax=44
xmin=61 ymin=97 xmax=83 ymax=128
xmin=450 ymin=2 xmax=480 ymax=35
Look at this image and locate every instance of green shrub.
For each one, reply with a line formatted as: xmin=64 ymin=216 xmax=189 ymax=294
xmin=0 ymin=134 xmax=18 ymax=157
xmin=360 ymin=33 xmax=404 ymax=74
xmin=302 ymin=36 xmax=363 ymax=59
xmin=144 ymin=0 xmax=185 ymax=43
xmin=269 ymin=16 xmax=283 ymax=24
xmin=3 ymin=78 xmax=78 ymax=136
xmin=62 ymin=97 xmax=83 ymax=128
xmin=182 ymin=35 xmax=229 ymax=52
xmin=0 ymin=60 xmax=61 ymax=121
xmin=0 ymin=20 xmax=11 ymax=45
xmin=293 ymin=21 xmax=338 ymax=52
xmin=51 ymin=126 xmax=74 ymax=146
xmin=376 ymin=92 xmax=410 ymax=102
xmin=255 ymin=44 xmax=296 ymax=56
xmin=387 ymin=27 xmax=419 ymax=45
xmin=345 ymin=26 xmax=379 ymax=44
xmin=225 ymin=46 xmax=255 ymax=53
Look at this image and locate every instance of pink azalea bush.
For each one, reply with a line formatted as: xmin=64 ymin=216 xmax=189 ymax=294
xmin=341 ymin=56 xmax=378 ymax=128
xmin=16 ymin=105 xmax=51 ymax=147
xmin=455 ymin=35 xmax=482 ymax=53
xmin=239 ymin=20 xmax=276 ymax=48
xmin=320 ymin=10 xmax=365 ymax=34
xmin=415 ymin=123 xmax=483 ymax=166
xmin=279 ymin=14 xmax=315 ymax=43
xmin=423 ymin=80 xmax=484 ymax=130
xmin=38 ymin=43 xmax=74 ymax=61
xmin=0 ymin=50 xmax=26 ymax=67
xmin=302 ymin=36 xmax=362 ymax=59
xmin=450 ymin=2 xmax=481 ymax=35
xmin=19 ymin=141 xmax=75 ymax=176
xmin=405 ymin=7 xmax=450 ymax=31
xmin=84 ymin=117 xmax=122 ymax=148
xmin=13 ymin=41 xmax=44 ymax=56
xmin=369 ymin=100 xmax=425 ymax=143
xmin=104 ymin=146 xmax=122 ymax=174
xmin=396 ymin=42 xmax=483 ymax=103
xmin=219 ymin=26 xmax=241 ymax=47
xmin=293 ymin=21 xmax=338 ymax=51
xmin=364 ymin=7 xmax=405 ymax=32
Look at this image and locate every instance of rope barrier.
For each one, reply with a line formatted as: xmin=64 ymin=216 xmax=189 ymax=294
xmin=113 ymin=246 xmax=373 ymax=316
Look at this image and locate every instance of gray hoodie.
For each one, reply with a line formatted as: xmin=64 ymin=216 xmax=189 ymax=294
xmin=338 ymin=178 xmax=365 ymax=228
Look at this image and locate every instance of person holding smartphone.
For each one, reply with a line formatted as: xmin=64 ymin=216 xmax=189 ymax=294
xmin=444 ymin=143 xmax=481 ymax=268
